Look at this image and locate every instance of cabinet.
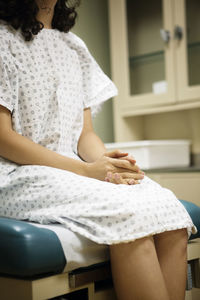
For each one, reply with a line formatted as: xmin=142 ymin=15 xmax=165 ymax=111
xmin=108 ymin=0 xmax=200 ymax=142
xmin=147 ymin=171 xmax=200 ymax=206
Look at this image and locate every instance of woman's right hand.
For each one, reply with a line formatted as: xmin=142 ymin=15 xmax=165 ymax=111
xmin=85 ymin=151 xmax=144 ymax=183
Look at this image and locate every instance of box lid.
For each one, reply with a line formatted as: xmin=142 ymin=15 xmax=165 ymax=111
xmin=105 ymin=140 xmax=191 ymax=149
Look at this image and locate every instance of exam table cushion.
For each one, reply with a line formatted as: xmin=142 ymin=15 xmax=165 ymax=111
xmin=0 ymin=217 xmax=66 ymax=278
xmin=180 ymin=199 xmax=200 ymax=240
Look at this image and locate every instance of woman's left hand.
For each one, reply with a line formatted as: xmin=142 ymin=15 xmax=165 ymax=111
xmin=105 ymin=171 xmax=144 ymax=185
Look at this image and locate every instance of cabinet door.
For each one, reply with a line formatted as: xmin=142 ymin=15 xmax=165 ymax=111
xmin=108 ymin=0 xmax=176 ymax=114
xmin=175 ymin=0 xmax=200 ymax=102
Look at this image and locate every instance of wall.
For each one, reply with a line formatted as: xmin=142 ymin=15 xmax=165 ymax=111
xmin=72 ymin=0 xmax=114 ymax=143
xmin=144 ymin=108 xmax=200 ymax=165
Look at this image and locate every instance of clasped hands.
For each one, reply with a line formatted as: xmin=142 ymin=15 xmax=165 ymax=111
xmin=104 ymin=150 xmax=145 ymax=185
xmin=87 ymin=149 xmax=145 ymax=185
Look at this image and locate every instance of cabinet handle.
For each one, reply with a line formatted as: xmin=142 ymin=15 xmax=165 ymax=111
xmin=174 ymin=25 xmax=183 ymax=40
xmin=160 ymin=29 xmax=171 ymax=43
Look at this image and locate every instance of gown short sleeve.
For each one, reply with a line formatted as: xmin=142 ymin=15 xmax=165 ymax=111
xmin=0 ymin=41 xmax=18 ymax=113
xmin=68 ymin=32 xmax=118 ymax=117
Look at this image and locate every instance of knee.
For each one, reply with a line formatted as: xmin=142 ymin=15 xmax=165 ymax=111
xmin=177 ymin=228 xmax=188 ymax=249
xmin=172 ymin=229 xmax=188 ymax=257
xmin=154 ymin=228 xmax=188 ymax=252
xmin=110 ymin=236 xmax=155 ymax=257
xmin=171 ymin=228 xmax=188 ymax=243
xmin=133 ymin=236 xmax=155 ymax=255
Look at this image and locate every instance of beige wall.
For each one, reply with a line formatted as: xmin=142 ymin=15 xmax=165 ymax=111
xmin=72 ymin=0 xmax=114 ymax=143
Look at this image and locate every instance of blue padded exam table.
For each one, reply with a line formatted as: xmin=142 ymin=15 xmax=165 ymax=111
xmin=0 ymin=199 xmax=200 ymax=300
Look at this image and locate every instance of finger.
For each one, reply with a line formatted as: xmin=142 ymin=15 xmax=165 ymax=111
xmin=134 ymin=180 xmax=141 ymax=184
xmin=106 ymin=172 xmax=112 ymax=182
xmin=127 ymin=179 xmax=141 ymax=185
xmin=105 ymin=149 xmax=128 ymax=158
xmin=120 ymin=172 xmax=145 ymax=180
xmin=114 ymin=173 xmax=126 ymax=184
xmin=109 ymin=158 xmax=141 ymax=173
xmin=139 ymin=170 xmax=145 ymax=175
xmin=126 ymin=178 xmax=135 ymax=185
xmin=106 ymin=173 xmax=115 ymax=184
xmin=107 ymin=172 xmax=128 ymax=185
xmin=114 ymin=166 xmax=142 ymax=175
xmin=119 ymin=156 xmax=136 ymax=165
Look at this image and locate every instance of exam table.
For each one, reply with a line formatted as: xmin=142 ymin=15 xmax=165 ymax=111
xmin=1 ymin=199 xmax=200 ymax=300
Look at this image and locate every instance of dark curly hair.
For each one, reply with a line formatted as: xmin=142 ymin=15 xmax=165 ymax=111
xmin=0 ymin=0 xmax=80 ymax=41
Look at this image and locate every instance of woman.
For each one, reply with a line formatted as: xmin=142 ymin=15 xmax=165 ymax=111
xmin=0 ymin=0 xmax=197 ymax=299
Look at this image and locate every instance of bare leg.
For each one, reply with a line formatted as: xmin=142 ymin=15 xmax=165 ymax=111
xmin=154 ymin=228 xmax=188 ymax=300
xmin=109 ymin=236 xmax=170 ymax=300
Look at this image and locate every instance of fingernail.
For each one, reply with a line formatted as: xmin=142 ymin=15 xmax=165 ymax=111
xmin=114 ymin=173 xmax=120 ymax=179
xmin=129 ymin=179 xmax=135 ymax=185
xmin=105 ymin=177 xmax=110 ymax=182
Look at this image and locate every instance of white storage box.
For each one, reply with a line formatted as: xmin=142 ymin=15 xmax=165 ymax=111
xmin=105 ymin=140 xmax=191 ymax=170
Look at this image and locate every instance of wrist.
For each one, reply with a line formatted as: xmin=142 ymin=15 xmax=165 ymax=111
xmin=80 ymin=161 xmax=92 ymax=178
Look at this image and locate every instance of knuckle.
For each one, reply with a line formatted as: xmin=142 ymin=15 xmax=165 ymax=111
xmin=106 ymin=166 xmax=112 ymax=173
xmin=121 ymin=160 xmax=128 ymax=168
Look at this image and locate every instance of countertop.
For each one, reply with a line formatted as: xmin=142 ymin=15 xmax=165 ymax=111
xmin=145 ymin=166 xmax=200 ymax=173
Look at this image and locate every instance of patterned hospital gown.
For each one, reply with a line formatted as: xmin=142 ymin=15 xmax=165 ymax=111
xmin=0 ymin=21 xmax=197 ymax=244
